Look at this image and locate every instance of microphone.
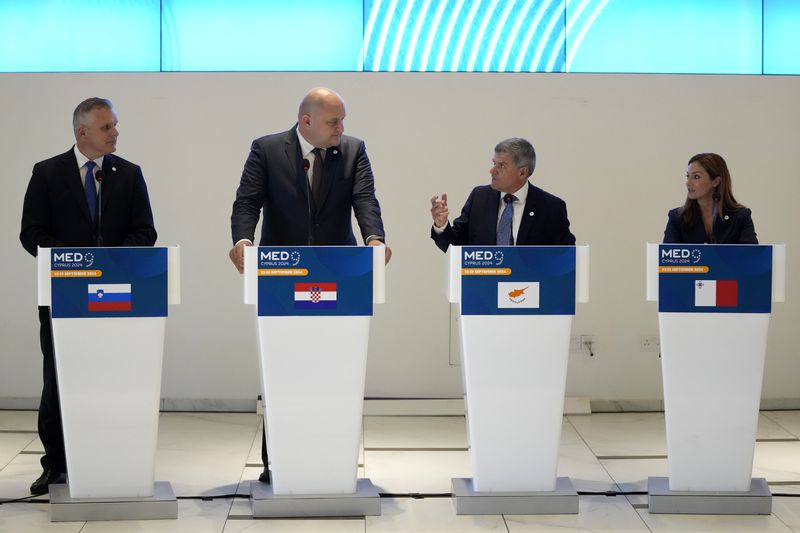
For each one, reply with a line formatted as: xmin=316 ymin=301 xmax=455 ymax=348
xmin=303 ymin=159 xmax=310 ymax=172
xmin=95 ymin=169 xmax=104 ymax=246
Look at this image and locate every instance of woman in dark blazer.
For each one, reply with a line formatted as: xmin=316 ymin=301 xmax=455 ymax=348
xmin=663 ymin=153 xmax=757 ymax=244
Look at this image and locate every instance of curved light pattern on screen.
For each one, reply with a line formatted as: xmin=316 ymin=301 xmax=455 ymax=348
xmin=565 ymin=0 xmax=609 ymax=71
xmin=0 ymin=0 xmax=160 ymax=72
xmin=161 ymin=0 xmax=364 ymax=71
xmin=566 ymin=0 xmax=763 ymax=74
xmin=763 ymin=0 xmax=800 ymax=75
xmin=363 ymin=0 xmax=567 ymax=72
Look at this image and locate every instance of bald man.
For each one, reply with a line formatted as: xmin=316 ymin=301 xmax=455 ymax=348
xmin=229 ymin=87 xmax=390 ymax=483
xmin=230 ymin=87 xmax=390 ymax=271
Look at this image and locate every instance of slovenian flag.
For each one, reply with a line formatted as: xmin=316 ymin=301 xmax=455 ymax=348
xmin=294 ymin=282 xmax=337 ymax=310
xmin=694 ymin=280 xmax=738 ymax=307
xmin=88 ymin=284 xmax=132 ymax=311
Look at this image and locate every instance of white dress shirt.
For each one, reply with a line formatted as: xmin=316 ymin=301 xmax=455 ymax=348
xmin=496 ymin=181 xmax=529 ymax=244
xmin=73 ymin=145 xmax=103 ymax=194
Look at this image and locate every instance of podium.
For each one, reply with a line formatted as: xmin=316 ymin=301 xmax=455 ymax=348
xmin=37 ymin=246 xmax=180 ymax=522
xmin=447 ymin=245 xmax=589 ymax=515
xmin=243 ymin=245 xmax=385 ymax=517
xmin=646 ymin=243 xmax=786 ymax=514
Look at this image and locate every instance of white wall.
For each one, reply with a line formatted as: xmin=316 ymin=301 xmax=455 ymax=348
xmin=1 ymin=73 xmax=798 ymax=407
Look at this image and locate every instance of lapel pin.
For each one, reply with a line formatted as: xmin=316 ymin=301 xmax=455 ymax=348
xmin=724 ymin=215 xmax=729 ymax=220
xmin=529 ymin=211 xmax=534 ymax=216
xmin=332 ymin=148 xmax=338 ymax=155
xmin=111 ymin=167 xmax=117 ymax=172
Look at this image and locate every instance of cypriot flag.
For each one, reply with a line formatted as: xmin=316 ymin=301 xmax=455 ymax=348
xmin=497 ymin=282 xmax=540 ymax=309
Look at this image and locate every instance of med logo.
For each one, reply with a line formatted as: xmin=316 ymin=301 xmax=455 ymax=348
xmin=463 ymin=249 xmax=504 ymax=267
xmin=661 ymin=248 xmax=701 ymax=265
xmin=259 ymin=250 xmax=301 ymax=267
xmin=52 ymin=251 xmax=94 ymax=268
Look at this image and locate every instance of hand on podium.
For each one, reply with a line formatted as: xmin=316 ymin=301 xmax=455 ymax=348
xmin=368 ymin=239 xmax=392 ymax=264
xmin=229 ymin=240 xmax=253 ymax=274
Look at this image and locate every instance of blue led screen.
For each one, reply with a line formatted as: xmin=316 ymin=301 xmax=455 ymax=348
xmin=161 ymin=0 xmax=364 ymax=71
xmin=0 ymin=0 xmax=798 ymax=74
xmin=0 ymin=0 xmax=160 ymax=72
xmin=763 ymin=0 xmax=800 ymax=75
xmin=566 ymin=0 xmax=762 ymax=74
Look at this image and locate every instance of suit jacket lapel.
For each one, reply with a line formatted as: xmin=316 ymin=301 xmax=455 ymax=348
xmin=285 ymin=128 xmax=309 ymax=207
xmin=516 ymin=183 xmax=537 ymax=245
xmin=478 ymin=188 xmax=501 ymax=245
xmin=64 ymin=149 xmax=92 ymax=222
xmin=100 ymin=154 xmax=115 ymax=212
xmin=316 ymin=146 xmax=339 ymax=212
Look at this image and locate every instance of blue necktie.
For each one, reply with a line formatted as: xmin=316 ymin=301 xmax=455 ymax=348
xmin=496 ymin=194 xmax=515 ymax=245
xmin=85 ymin=161 xmax=98 ymax=222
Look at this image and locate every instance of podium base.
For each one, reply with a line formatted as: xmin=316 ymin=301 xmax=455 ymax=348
xmin=250 ymin=478 xmax=381 ymax=518
xmin=49 ymin=481 xmax=178 ymax=522
xmin=647 ymin=477 xmax=772 ymax=515
xmin=451 ymin=477 xmax=578 ymax=515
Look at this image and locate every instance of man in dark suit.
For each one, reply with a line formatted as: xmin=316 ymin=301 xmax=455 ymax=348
xmin=228 ymin=87 xmax=390 ymax=483
xmin=430 ymin=137 xmax=574 ymax=249
xmin=20 ymin=97 xmax=157 ymax=495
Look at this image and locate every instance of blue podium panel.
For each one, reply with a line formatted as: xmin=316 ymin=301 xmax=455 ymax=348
xmin=460 ymin=246 xmax=576 ymax=316
xmin=50 ymin=248 xmax=168 ymax=319
xmin=257 ymin=247 xmax=373 ymax=317
xmin=658 ymin=244 xmax=772 ymax=314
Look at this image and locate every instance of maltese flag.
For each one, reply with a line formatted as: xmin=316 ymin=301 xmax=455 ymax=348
xmin=694 ymin=280 xmax=738 ymax=307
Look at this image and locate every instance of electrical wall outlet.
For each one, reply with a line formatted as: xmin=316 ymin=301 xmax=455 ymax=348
xmin=570 ymin=335 xmax=595 ymax=354
xmin=641 ymin=334 xmax=660 ymax=351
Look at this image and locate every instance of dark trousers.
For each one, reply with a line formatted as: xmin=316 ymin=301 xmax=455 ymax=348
xmin=37 ymin=306 xmax=66 ymax=473
xmin=261 ymin=423 xmax=269 ymax=471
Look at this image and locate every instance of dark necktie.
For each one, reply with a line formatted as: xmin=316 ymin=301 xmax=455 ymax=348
xmin=311 ymin=148 xmax=323 ymax=206
xmin=496 ymin=193 xmax=515 ymax=245
xmin=85 ymin=161 xmax=98 ymax=222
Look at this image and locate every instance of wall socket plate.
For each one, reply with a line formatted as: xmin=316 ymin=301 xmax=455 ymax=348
xmin=641 ymin=334 xmax=660 ymax=352
xmin=570 ymin=335 xmax=595 ymax=353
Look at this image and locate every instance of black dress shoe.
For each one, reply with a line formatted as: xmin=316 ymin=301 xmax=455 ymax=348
xmin=258 ymin=469 xmax=271 ymax=484
xmin=30 ymin=469 xmax=66 ymax=496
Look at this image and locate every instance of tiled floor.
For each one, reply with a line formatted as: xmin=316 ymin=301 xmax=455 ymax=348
xmin=1 ymin=408 xmax=799 ymax=532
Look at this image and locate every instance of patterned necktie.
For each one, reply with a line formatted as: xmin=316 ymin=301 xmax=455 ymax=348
xmin=497 ymin=194 xmax=517 ymax=246
xmin=85 ymin=161 xmax=98 ymax=221
xmin=496 ymin=194 xmax=515 ymax=245
xmin=311 ymin=148 xmax=323 ymax=206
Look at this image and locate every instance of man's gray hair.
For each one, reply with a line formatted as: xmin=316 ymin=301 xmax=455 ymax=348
xmin=494 ymin=137 xmax=536 ymax=177
xmin=72 ymin=97 xmax=113 ymax=132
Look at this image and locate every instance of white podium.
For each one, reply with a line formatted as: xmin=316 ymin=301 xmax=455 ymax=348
xmin=243 ymin=245 xmax=385 ymax=517
xmin=646 ymin=243 xmax=786 ymax=514
xmin=448 ymin=245 xmax=589 ymax=515
xmin=37 ymin=246 xmax=180 ymax=522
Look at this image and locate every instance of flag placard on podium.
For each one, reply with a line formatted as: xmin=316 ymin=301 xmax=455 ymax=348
xmin=50 ymin=247 xmax=168 ymax=319
xmin=256 ymin=246 xmax=372 ymax=317
xmin=460 ymin=246 xmax=576 ymax=315
xmin=657 ymin=244 xmax=771 ymax=313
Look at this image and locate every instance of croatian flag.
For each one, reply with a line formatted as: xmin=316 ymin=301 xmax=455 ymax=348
xmin=88 ymin=284 xmax=132 ymax=311
xmin=294 ymin=282 xmax=337 ymax=310
xmin=694 ymin=280 xmax=738 ymax=307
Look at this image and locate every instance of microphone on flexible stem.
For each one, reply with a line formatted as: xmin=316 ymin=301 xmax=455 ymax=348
xmin=94 ymin=169 xmax=105 ymax=246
